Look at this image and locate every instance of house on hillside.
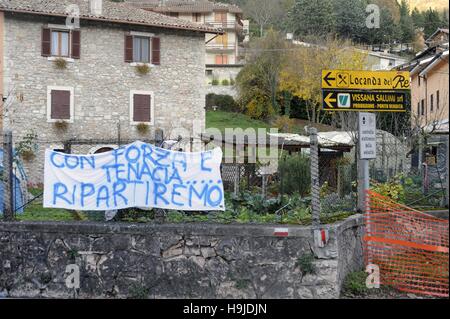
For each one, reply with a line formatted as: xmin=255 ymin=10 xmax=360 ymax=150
xmin=425 ymin=28 xmax=449 ymax=48
xmin=365 ymin=51 xmax=408 ymax=71
xmin=0 ymin=0 xmax=222 ymax=184
xmin=396 ymin=35 xmax=448 ymax=200
xmin=126 ymin=0 xmax=248 ymax=98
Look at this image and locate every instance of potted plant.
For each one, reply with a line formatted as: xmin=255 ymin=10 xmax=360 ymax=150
xmin=136 ymin=123 xmax=149 ymax=135
xmin=53 ymin=57 xmax=68 ymax=70
xmin=53 ymin=120 xmax=69 ymax=132
xmin=135 ymin=64 xmax=151 ymax=75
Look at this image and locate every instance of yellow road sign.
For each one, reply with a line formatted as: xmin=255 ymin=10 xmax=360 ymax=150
xmin=322 ymin=90 xmax=408 ymax=112
xmin=322 ymin=70 xmax=411 ymax=90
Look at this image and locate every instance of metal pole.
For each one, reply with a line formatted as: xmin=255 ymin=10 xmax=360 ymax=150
xmin=2 ymin=130 xmax=14 ymax=221
xmin=308 ymin=127 xmax=320 ymax=226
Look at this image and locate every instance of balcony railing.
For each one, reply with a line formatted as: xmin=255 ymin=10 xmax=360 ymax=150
xmin=204 ymin=21 xmax=243 ymax=31
xmin=206 ymin=43 xmax=236 ymax=51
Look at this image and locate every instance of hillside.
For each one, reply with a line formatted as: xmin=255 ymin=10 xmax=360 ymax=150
xmin=407 ymin=0 xmax=449 ymax=11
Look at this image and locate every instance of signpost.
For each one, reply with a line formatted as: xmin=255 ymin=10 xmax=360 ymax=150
xmin=322 ymin=90 xmax=408 ymax=112
xmin=321 ymin=69 xmax=411 ymax=213
xmin=322 ymin=70 xmax=411 ymax=91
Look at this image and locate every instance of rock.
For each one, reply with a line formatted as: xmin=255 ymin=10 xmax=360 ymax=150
xmin=201 ymin=247 xmax=216 ymax=259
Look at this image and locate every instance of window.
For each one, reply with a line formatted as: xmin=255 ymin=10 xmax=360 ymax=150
xmin=215 ymin=54 xmax=228 ymax=65
xmin=193 ymin=13 xmax=202 ymax=22
xmin=215 ymin=12 xmax=227 ymax=25
xmin=430 ymin=94 xmax=434 ymax=112
xmin=47 ymin=86 xmax=74 ymax=122
xmin=125 ymin=34 xmax=160 ymax=65
xmin=51 ymin=30 xmax=70 ymax=57
xmin=417 ymin=102 xmax=420 ymax=115
xmin=133 ymin=36 xmax=150 ymax=63
xmin=437 ymin=90 xmax=440 ymax=110
xmin=42 ymin=27 xmax=80 ymax=59
xmin=130 ymin=90 xmax=154 ymax=125
xmin=421 ymin=99 xmax=425 ymax=116
xmin=216 ymin=33 xmax=228 ymax=47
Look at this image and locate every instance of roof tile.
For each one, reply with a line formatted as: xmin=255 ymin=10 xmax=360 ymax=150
xmin=0 ymin=0 xmax=222 ymax=33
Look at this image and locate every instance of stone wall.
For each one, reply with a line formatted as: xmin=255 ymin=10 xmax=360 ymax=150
xmin=0 ymin=215 xmax=364 ymax=299
xmin=2 ymin=13 xmax=206 ymax=183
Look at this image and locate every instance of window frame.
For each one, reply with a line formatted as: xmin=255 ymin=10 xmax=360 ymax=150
xmin=47 ymin=86 xmax=75 ymax=123
xmin=436 ymin=90 xmax=440 ymax=110
xmin=430 ymin=94 xmax=434 ymax=112
xmin=50 ymin=29 xmax=71 ymax=58
xmin=193 ymin=13 xmax=202 ymax=22
xmin=130 ymin=90 xmax=154 ymax=126
xmin=132 ymin=36 xmax=151 ymax=64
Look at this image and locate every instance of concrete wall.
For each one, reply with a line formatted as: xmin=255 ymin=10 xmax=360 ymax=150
xmin=1 ymin=13 xmax=206 ymax=184
xmin=205 ymin=65 xmax=242 ymax=98
xmin=0 ymin=215 xmax=364 ymax=299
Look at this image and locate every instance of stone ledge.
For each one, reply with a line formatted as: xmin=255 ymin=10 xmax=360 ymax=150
xmin=0 ymin=215 xmax=363 ymax=237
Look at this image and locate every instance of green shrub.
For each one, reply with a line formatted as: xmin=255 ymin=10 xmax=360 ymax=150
xmin=278 ymin=154 xmax=311 ymax=196
xmin=371 ymin=174 xmax=405 ymax=203
xmin=342 ymin=271 xmax=370 ymax=295
xmin=205 ymin=93 xmax=239 ymax=112
xmin=221 ymin=79 xmax=230 ymax=86
xmin=296 ymin=253 xmax=316 ymax=275
xmin=211 ymin=79 xmax=219 ymax=86
xmin=230 ymin=78 xmax=236 ymax=86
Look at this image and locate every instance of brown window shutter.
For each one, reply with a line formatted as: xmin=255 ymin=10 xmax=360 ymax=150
xmin=125 ymin=34 xmax=133 ymax=63
xmin=71 ymin=30 xmax=81 ymax=59
xmin=42 ymin=28 xmax=51 ymax=57
xmin=133 ymin=94 xmax=151 ymax=122
xmin=151 ymin=37 xmax=160 ymax=65
xmin=51 ymin=90 xmax=71 ymax=120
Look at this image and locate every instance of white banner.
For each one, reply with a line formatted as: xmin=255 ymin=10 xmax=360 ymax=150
xmin=43 ymin=141 xmax=225 ymax=211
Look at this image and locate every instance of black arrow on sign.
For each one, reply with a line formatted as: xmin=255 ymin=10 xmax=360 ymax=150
xmin=323 ymin=72 xmax=336 ymax=87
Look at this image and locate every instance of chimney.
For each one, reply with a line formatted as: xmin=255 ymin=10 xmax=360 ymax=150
xmin=90 ymin=0 xmax=103 ymax=16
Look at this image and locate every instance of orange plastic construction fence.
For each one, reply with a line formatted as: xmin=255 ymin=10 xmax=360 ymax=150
xmin=363 ymin=190 xmax=449 ymax=298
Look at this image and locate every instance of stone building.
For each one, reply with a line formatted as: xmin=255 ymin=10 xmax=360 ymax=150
xmin=0 ymin=0 xmax=221 ymax=184
xmin=126 ymin=0 xmax=247 ymax=98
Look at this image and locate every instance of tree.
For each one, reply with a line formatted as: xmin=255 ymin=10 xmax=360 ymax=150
xmin=398 ymin=0 xmax=415 ymax=42
xmin=411 ymin=7 xmax=425 ymax=30
xmin=236 ymin=30 xmax=287 ymax=120
xmin=366 ymin=7 xmax=399 ymax=44
xmin=279 ymin=38 xmax=368 ymax=124
xmin=243 ymin=0 xmax=284 ymax=37
xmin=333 ymin=0 xmax=367 ymax=42
xmin=288 ymin=0 xmax=336 ymax=39
xmin=423 ymin=8 xmax=443 ymax=38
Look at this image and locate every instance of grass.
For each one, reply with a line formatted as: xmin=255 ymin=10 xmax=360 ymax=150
xmin=206 ymin=110 xmax=271 ymax=133
xmin=206 ymin=110 xmax=335 ymax=134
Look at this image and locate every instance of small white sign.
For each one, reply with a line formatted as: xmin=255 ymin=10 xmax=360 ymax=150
xmin=358 ymin=112 xmax=377 ymax=160
xmin=274 ymin=228 xmax=289 ymax=237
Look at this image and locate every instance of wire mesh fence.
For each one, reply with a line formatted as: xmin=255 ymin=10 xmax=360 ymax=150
xmin=1 ymin=127 xmax=448 ymax=222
